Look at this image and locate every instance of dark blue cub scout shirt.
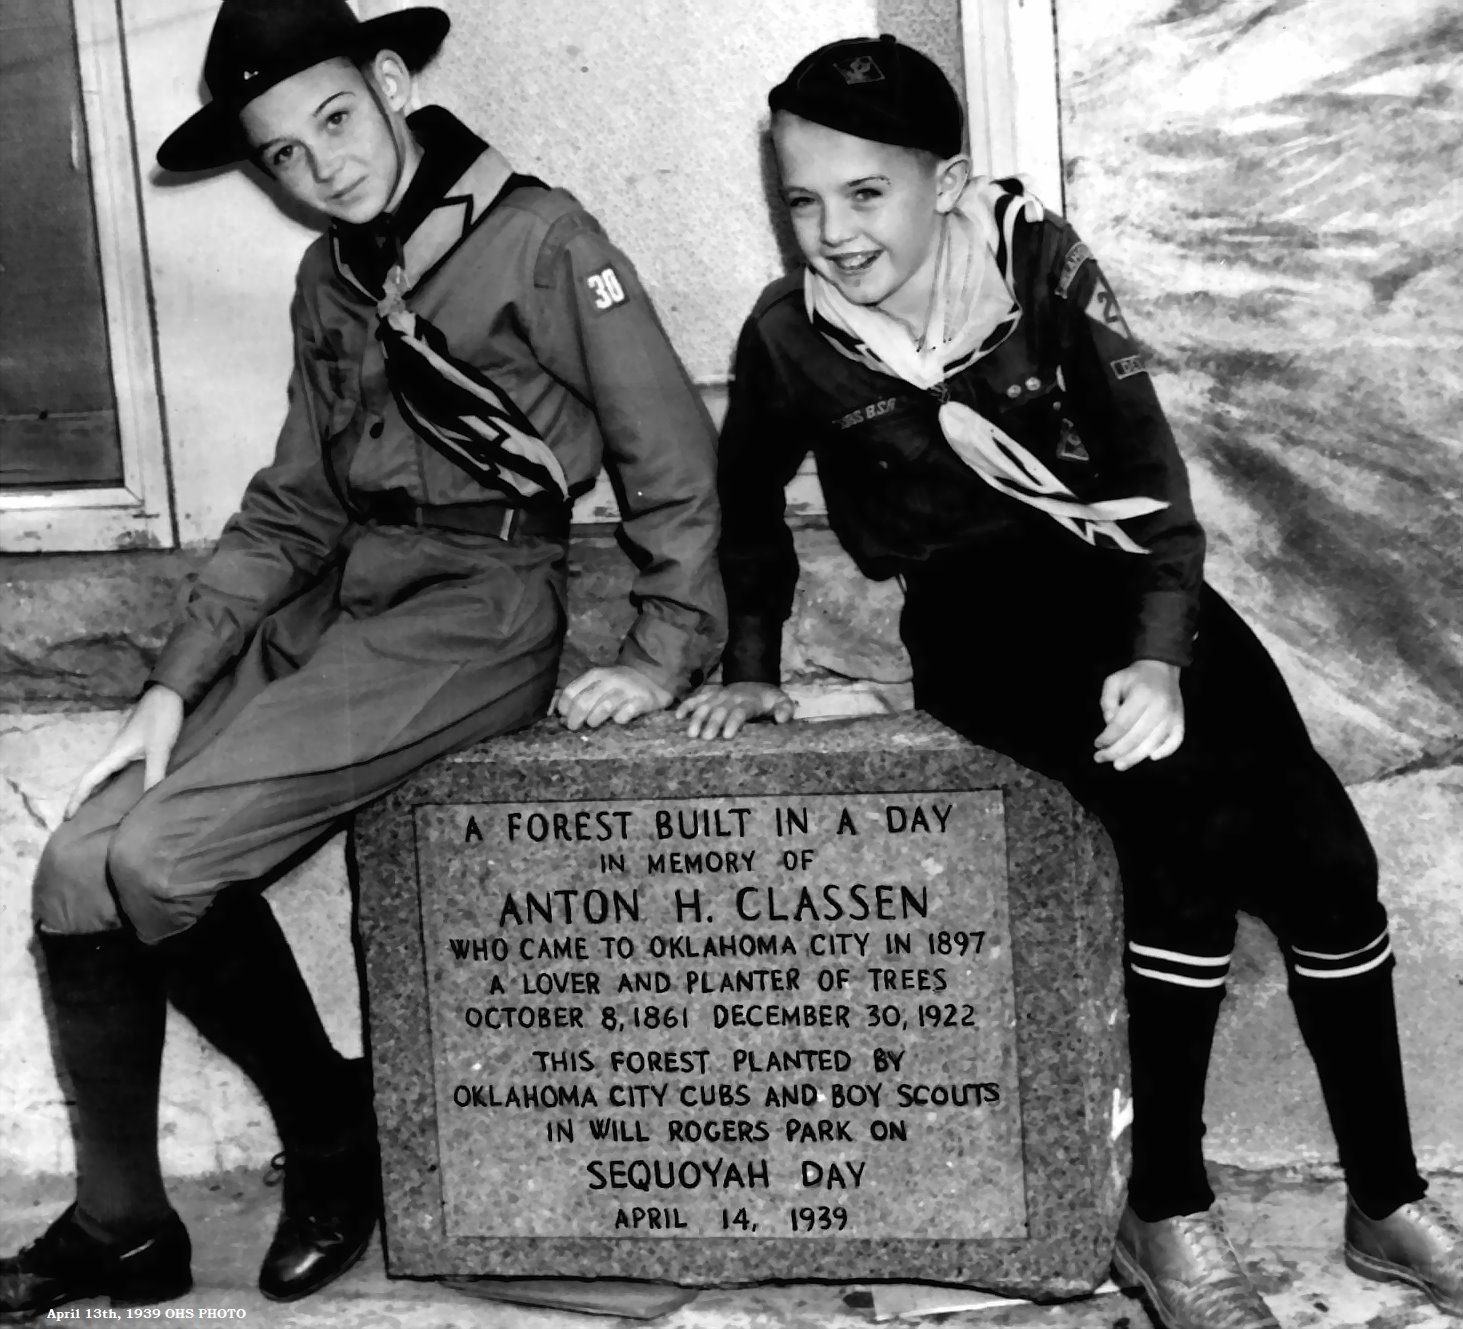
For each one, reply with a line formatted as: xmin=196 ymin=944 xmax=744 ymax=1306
xmin=717 ymin=183 xmax=1206 ymax=685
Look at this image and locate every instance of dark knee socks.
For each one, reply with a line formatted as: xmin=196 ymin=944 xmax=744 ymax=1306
xmin=38 ymin=929 xmax=172 ymax=1243
xmin=1124 ymin=976 xmax=1225 ymax=1221
xmin=1289 ymin=962 xmax=1425 ymax=1216
xmin=158 ymin=891 xmax=361 ymax=1153
xmin=1126 ymin=956 xmax=1425 ymax=1220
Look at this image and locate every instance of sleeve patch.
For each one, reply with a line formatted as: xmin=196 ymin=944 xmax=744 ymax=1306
xmin=1111 ymin=354 xmax=1147 ymax=380
xmin=1084 ymin=277 xmax=1133 ymax=339
xmin=585 ymin=266 xmax=628 ymax=312
xmin=1055 ymin=241 xmax=1092 ymax=299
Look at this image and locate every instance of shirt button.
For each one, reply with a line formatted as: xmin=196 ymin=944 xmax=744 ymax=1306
xmin=368 ymin=419 xmax=385 ymax=438
xmin=876 ymin=459 xmax=890 ymax=470
xmin=1005 ymin=384 xmax=1022 ymax=399
xmin=1025 ymin=375 xmax=1042 ymax=391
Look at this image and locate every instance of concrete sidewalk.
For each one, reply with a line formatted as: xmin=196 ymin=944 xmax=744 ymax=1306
xmin=3 ymin=1167 xmax=1459 ymax=1328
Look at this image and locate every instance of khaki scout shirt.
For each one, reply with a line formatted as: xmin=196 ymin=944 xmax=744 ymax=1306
xmin=149 ymin=111 xmax=725 ymax=705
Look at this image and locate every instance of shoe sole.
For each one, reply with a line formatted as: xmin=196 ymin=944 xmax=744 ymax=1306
xmin=1112 ymin=1241 xmax=1184 ymax=1329
xmin=259 ymin=1225 xmax=375 ymax=1303
xmin=1345 ymin=1243 xmax=1463 ymax=1316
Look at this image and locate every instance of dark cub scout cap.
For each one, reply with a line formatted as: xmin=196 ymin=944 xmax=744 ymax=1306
xmin=768 ymin=34 xmax=964 ymax=160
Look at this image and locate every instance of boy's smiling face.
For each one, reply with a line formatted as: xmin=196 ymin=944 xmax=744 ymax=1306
xmin=773 ymin=112 xmax=968 ymax=328
xmin=240 ymin=54 xmax=415 ymax=225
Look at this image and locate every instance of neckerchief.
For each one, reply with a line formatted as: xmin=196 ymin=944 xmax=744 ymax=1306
xmin=336 ymin=106 xmax=483 ymax=299
xmin=806 ymin=188 xmax=1020 ymax=390
xmin=331 ymin=108 xmax=569 ymax=506
xmin=806 ymin=178 xmax=1166 ymax=554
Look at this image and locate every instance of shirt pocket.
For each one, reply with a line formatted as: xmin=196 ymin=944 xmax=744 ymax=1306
xmin=990 ymin=373 xmax=1107 ymax=482
xmin=842 ymin=397 xmax=941 ymax=474
xmin=322 ymin=360 xmax=361 ymax=439
xmin=992 ymin=371 xmax=1064 ymax=429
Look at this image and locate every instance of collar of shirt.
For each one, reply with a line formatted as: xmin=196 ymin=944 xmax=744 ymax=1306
xmin=334 ymin=106 xmax=489 ymax=297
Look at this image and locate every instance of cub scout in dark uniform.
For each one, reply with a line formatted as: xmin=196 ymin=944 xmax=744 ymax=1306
xmin=678 ymin=34 xmax=1463 ymax=1329
xmin=1 ymin=0 xmax=723 ymax=1319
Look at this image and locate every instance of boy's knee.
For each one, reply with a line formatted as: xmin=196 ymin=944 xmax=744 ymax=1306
xmin=1289 ymin=818 xmax=1379 ymax=915
xmin=1278 ymin=761 xmax=1379 ymax=887
xmin=33 ymin=822 xmax=120 ymax=935
xmin=1327 ymin=823 xmax=1379 ymax=888
xmin=105 ymin=811 xmax=196 ymax=944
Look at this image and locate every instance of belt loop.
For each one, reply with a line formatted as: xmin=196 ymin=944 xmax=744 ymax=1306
xmin=499 ymin=507 xmax=516 ymax=541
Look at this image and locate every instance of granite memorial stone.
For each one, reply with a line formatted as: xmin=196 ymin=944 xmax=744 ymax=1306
xmin=354 ymin=712 xmax=1128 ymax=1296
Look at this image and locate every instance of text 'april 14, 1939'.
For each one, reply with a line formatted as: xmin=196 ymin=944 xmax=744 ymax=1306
xmin=414 ymin=790 xmax=1027 ymax=1241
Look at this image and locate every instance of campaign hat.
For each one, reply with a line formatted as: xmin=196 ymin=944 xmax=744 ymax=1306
xmin=157 ymin=0 xmax=449 ymax=172
xmin=768 ymin=34 xmax=964 ymax=160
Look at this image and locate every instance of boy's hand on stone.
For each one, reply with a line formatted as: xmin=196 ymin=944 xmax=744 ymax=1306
xmin=676 ymin=682 xmax=796 ymax=740
xmin=555 ymin=666 xmax=672 ymax=731
xmin=66 ymin=684 xmax=184 ymax=818
xmin=1094 ymin=660 xmax=1184 ymax=772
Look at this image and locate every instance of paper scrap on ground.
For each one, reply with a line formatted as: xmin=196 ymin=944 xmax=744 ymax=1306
xmin=443 ymin=1278 xmax=699 ymax=1319
xmin=871 ymin=1279 xmax=1121 ymax=1320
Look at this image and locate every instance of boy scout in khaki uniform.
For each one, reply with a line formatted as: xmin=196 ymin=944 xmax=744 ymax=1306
xmin=0 ymin=0 xmax=723 ymax=1317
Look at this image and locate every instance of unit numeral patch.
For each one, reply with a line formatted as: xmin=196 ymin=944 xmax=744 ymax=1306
xmin=586 ymin=267 xmax=627 ymax=311
xmin=1111 ymin=355 xmax=1147 ymax=380
xmin=1084 ymin=278 xmax=1133 ymax=339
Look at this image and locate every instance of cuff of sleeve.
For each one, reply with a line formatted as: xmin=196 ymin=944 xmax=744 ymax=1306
xmin=614 ymin=637 xmax=683 ymax=701
xmin=719 ymin=614 xmax=783 ymax=686
xmin=145 ymin=626 xmax=232 ymax=708
xmin=1131 ymin=590 xmax=1197 ymax=669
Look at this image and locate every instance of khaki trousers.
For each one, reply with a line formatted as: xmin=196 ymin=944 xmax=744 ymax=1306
xmin=34 ymin=525 xmax=567 ymax=943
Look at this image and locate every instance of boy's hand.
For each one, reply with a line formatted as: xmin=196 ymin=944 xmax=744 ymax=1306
xmin=555 ymin=666 xmax=672 ymax=731
xmin=676 ymin=682 xmax=796 ymax=740
xmin=66 ymin=684 xmax=184 ymax=818
xmin=1094 ymin=659 xmax=1184 ymax=772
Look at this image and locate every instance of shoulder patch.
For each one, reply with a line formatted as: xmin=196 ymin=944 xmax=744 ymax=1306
xmin=584 ymin=265 xmax=628 ymax=313
xmin=1055 ymin=242 xmax=1092 ymax=299
xmin=1111 ymin=354 xmax=1146 ymax=380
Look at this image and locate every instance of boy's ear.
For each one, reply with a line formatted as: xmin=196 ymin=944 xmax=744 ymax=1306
xmin=933 ymin=153 xmax=972 ymax=214
xmin=366 ymin=49 xmax=415 ymax=113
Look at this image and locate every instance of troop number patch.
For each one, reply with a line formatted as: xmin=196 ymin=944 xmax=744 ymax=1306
xmin=586 ymin=266 xmax=627 ymax=311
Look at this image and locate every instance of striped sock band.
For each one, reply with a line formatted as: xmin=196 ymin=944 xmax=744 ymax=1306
xmin=1288 ymin=927 xmax=1393 ymax=981
xmin=1126 ymin=941 xmax=1232 ymax=990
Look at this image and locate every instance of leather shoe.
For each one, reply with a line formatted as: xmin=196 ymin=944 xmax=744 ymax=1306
xmin=1112 ymin=1204 xmax=1281 ymax=1329
xmin=1345 ymin=1193 xmax=1463 ymax=1316
xmin=258 ymin=1131 xmax=380 ymax=1302
xmin=0 ymin=1205 xmax=190 ymax=1322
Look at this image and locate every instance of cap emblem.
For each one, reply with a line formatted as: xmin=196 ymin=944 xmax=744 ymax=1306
xmin=834 ymin=55 xmax=884 ymax=85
